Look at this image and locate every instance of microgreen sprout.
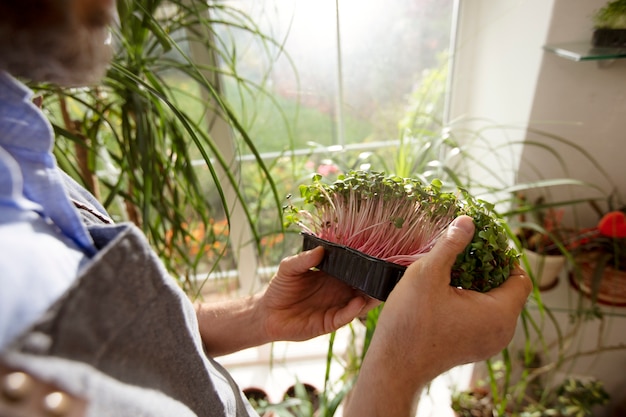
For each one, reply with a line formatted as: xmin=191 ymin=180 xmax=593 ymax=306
xmin=285 ymin=170 xmax=518 ymax=292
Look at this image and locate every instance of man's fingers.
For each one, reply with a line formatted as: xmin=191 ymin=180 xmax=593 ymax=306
xmin=486 ymin=269 xmax=533 ymax=311
xmin=280 ymin=246 xmax=325 ymax=275
xmin=398 ymin=215 xmax=475 ymax=294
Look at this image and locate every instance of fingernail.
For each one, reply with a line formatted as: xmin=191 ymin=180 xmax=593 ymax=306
xmin=451 ymin=216 xmax=474 ymax=235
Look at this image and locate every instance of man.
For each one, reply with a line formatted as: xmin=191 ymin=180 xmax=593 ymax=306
xmin=0 ymin=0 xmax=532 ymax=416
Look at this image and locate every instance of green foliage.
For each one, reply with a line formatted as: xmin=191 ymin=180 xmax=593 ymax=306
xmin=455 ymin=187 xmax=519 ymax=292
xmin=452 ymin=376 xmax=610 ymax=417
xmin=33 ymin=0 xmax=289 ymax=290
xmin=246 ymin=381 xmax=321 ymax=417
xmin=551 ymin=378 xmax=610 ymax=417
xmin=594 ymin=0 xmax=626 ymax=29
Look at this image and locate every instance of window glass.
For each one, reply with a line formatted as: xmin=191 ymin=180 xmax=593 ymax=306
xmin=207 ymin=0 xmax=455 ymax=269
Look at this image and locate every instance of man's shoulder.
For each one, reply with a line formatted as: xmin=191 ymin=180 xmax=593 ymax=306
xmin=0 ymin=205 xmax=87 ymax=350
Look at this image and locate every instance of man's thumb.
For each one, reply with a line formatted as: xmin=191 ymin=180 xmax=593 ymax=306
xmin=429 ymin=215 xmax=475 ymax=269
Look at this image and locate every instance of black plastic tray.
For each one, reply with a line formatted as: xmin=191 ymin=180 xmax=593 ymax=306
xmin=301 ymin=233 xmax=407 ymax=301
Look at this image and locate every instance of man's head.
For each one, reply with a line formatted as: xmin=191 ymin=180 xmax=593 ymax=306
xmin=0 ymin=0 xmax=117 ymax=86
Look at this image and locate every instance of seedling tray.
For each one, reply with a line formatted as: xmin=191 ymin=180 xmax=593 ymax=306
xmin=301 ymin=233 xmax=406 ymax=301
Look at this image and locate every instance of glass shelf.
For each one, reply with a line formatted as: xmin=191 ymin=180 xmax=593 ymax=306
xmin=543 ymin=41 xmax=626 ymax=61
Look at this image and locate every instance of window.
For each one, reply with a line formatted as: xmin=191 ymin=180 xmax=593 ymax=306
xmin=201 ymin=0 xmax=456 ymax=284
xmin=41 ymin=0 xmax=456 ymax=296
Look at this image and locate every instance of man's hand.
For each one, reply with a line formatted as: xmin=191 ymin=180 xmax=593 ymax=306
xmin=259 ymin=247 xmax=379 ymax=342
xmin=196 ymin=245 xmax=378 ymax=357
xmin=344 ymin=215 xmax=533 ymax=417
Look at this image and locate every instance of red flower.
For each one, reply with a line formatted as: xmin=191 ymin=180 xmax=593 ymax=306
xmin=597 ymin=211 xmax=626 ymax=238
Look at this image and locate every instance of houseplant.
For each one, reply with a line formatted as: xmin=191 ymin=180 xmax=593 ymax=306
xmin=451 ymin=367 xmax=610 ymax=417
xmin=285 ymin=170 xmax=519 ymax=300
xmin=570 ymin=208 xmax=626 ymax=306
xmin=451 ymin=348 xmax=612 ymax=417
xmin=511 ymin=195 xmax=574 ymax=291
xmin=32 ymin=0 xmax=289 ymax=292
xmin=592 ymin=0 xmax=626 ymax=47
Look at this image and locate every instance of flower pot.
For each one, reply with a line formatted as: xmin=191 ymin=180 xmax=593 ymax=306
xmin=593 ymin=28 xmax=626 ymax=47
xmin=523 ymin=249 xmax=565 ymax=291
xmin=570 ymin=261 xmax=626 ymax=306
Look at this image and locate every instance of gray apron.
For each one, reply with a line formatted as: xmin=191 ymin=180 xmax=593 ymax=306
xmin=0 ymin=175 xmax=257 ymax=416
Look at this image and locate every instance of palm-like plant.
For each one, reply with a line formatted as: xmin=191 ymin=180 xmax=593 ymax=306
xmin=32 ymin=0 xmax=289 ymax=294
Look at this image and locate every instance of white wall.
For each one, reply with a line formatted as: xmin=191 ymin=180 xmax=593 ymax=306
xmin=449 ymin=0 xmax=554 ymax=126
xmin=447 ymin=0 xmax=555 ymax=204
xmin=450 ymin=0 xmax=626 ymax=225
xmin=525 ymin=0 xmax=626 ymax=225
xmin=450 ymin=1 xmax=626 ymax=414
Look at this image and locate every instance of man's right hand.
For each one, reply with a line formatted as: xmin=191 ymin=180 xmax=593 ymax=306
xmin=343 ymin=215 xmax=533 ymax=417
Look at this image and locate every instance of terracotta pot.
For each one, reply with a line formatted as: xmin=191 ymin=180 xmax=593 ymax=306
xmin=523 ymin=249 xmax=565 ymax=291
xmin=571 ymin=261 xmax=626 ymax=306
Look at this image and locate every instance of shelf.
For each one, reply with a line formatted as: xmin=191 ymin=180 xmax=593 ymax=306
xmin=543 ymin=40 xmax=626 ymax=62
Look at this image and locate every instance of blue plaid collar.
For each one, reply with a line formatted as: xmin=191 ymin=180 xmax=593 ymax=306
xmin=0 ymin=71 xmax=97 ymax=255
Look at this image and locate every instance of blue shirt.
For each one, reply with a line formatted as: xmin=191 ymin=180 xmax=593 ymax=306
xmin=0 ymin=71 xmax=98 ymax=350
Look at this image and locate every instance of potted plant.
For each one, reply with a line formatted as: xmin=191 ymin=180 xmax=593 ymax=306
xmin=451 ymin=350 xmax=612 ymax=417
xmin=512 ymin=195 xmax=574 ymax=291
xmin=592 ymin=0 xmax=626 ymax=47
xmin=452 ymin=373 xmax=610 ymax=417
xmin=33 ymin=0 xmax=288 ymax=291
xmin=570 ymin=208 xmax=626 ymax=306
xmin=285 ymin=170 xmax=519 ymax=300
